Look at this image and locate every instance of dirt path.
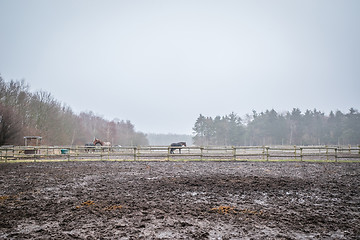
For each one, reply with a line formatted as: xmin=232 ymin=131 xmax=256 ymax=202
xmin=0 ymin=161 xmax=359 ymax=239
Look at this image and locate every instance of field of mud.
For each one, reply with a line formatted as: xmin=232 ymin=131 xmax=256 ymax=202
xmin=0 ymin=161 xmax=359 ymax=239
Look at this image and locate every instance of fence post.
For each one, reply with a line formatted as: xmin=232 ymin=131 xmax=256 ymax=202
xmin=76 ymin=146 xmax=79 ymax=158
xmin=232 ymin=146 xmax=236 ymax=161
xmin=167 ymin=146 xmax=170 ymax=161
xmin=262 ymin=146 xmax=265 ymax=160
xmin=266 ymin=147 xmax=269 ymax=161
xmin=326 ymin=145 xmax=329 ymax=161
xmin=300 ymin=148 xmax=303 ymax=161
xmin=200 ymin=147 xmax=204 ymax=161
xmin=34 ymin=147 xmax=36 ymax=163
xmin=133 ymin=147 xmax=137 ymax=161
xmin=335 ymin=147 xmax=338 ymax=162
xmin=5 ymin=148 xmax=8 ymax=163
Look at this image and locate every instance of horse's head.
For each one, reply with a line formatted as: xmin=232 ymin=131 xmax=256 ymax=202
xmin=93 ymin=138 xmax=100 ymax=145
xmin=180 ymin=142 xmax=187 ymax=147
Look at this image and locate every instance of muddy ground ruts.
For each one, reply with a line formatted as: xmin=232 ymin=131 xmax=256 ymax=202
xmin=0 ymin=161 xmax=359 ymax=239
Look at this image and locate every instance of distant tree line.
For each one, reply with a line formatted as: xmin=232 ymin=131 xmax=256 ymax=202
xmin=193 ymin=108 xmax=360 ymax=146
xmin=0 ymin=76 xmax=148 ymax=146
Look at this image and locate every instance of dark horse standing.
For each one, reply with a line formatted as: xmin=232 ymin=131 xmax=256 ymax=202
xmin=84 ymin=143 xmax=95 ymax=152
xmin=170 ymin=142 xmax=187 ymax=154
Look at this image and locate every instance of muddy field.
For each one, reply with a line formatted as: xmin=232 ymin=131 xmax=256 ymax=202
xmin=0 ymin=161 xmax=359 ymax=239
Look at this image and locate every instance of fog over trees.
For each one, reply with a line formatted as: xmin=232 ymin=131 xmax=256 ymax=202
xmin=147 ymin=133 xmax=193 ymax=146
xmin=1 ymin=76 xmax=359 ymax=146
xmin=0 ymin=76 xmax=148 ymax=146
xmin=193 ymin=109 xmax=360 ymax=146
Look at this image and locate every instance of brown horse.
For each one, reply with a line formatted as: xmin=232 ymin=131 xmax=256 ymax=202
xmin=93 ymin=138 xmax=111 ymax=146
xmin=170 ymin=142 xmax=187 ymax=154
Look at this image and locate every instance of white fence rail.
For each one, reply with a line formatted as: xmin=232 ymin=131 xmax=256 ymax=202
xmin=1 ymin=145 xmax=359 ymax=162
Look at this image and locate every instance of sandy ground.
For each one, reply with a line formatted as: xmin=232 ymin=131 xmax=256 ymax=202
xmin=0 ymin=161 xmax=359 ymax=239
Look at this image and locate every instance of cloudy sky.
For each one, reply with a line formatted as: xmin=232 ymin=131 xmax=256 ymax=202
xmin=1 ymin=0 xmax=359 ymax=134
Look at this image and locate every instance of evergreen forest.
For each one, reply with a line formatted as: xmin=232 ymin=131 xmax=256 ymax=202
xmin=192 ymin=109 xmax=360 ymax=146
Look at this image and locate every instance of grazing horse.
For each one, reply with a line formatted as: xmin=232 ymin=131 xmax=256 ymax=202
xmin=170 ymin=142 xmax=187 ymax=154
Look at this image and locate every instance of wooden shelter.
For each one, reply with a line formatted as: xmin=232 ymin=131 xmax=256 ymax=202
xmin=24 ymin=136 xmax=42 ymax=146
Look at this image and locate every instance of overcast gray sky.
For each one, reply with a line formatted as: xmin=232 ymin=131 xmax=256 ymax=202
xmin=1 ymin=0 xmax=359 ymax=134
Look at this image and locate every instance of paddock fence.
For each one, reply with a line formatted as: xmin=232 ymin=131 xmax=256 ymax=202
xmin=0 ymin=145 xmax=359 ymax=162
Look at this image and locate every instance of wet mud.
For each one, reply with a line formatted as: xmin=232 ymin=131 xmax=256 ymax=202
xmin=0 ymin=161 xmax=359 ymax=239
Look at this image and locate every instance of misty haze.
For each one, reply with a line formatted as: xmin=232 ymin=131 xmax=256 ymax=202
xmin=1 ymin=0 xmax=359 ymax=137
xmin=0 ymin=1 xmax=359 ymax=239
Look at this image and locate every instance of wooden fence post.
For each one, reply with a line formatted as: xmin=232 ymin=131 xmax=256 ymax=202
xmin=300 ymin=148 xmax=303 ymax=161
xmin=326 ymin=145 xmax=329 ymax=161
xmin=262 ymin=146 xmax=265 ymax=160
xmin=5 ymin=148 xmax=8 ymax=163
xmin=167 ymin=146 xmax=170 ymax=161
xmin=76 ymin=146 xmax=79 ymax=158
xmin=133 ymin=147 xmax=137 ymax=161
xmin=232 ymin=146 xmax=236 ymax=161
xmin=335 ymin=148 xmax=338 ymax=162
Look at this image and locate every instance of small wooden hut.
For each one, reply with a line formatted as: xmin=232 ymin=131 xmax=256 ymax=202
xmin=24 ymin=136 xmax=42 ymax=147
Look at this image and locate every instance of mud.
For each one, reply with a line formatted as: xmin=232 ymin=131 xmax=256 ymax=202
xmin=0 ymin=161 xmax=359 ymax=239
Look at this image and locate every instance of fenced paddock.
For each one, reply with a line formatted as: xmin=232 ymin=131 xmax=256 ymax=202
xmin=0 ymin=145 xmax=359 ymax=162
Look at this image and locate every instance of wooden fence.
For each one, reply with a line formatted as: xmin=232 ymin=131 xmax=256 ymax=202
xmin=1 ymin=145 xmax=359 ymax=162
